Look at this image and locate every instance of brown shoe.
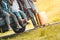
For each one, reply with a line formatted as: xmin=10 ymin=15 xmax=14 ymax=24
xmin=19 ymin=19 xmax=25 ymax=24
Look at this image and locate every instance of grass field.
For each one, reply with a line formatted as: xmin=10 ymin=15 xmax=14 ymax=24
xmin=0 ymin=0 xmax=60 ymax=40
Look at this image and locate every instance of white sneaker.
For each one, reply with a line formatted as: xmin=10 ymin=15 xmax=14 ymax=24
xmin=17 ymin=25 xmax=22 ymax=29
xmin=8 ymin=26 xmax=12 ymax=30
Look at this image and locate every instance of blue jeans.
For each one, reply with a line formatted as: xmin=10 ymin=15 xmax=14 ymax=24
xmin=2 ymin=11 xmax=10 ymax=25
xmin=18 ymin=10 xmax=27 ymax=20
xmin=1 ymin=1 xmax=22 ymax=27
xmin=27 ymin=9 xmax=37 ymax=27
xmin=19 ymin=0 xmax=37 ymax=27
xmin=3 ymin=11 xmax=21 ymax=27
xmin=28 ymin=0 xmax=36 ymax=10
xmin=12 ymin=9 xmax=27 ymax=20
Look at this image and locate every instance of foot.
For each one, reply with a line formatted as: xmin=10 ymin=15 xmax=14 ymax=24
xmin=20 ymin=19 xmax=25 ymax=24
xmin=24 ymin=20 xmax=30 ymax=24
xmin=8 ymin=26 xmax=12 ymax=30
xmin=17 ymin=25 xmax=22 ymax=29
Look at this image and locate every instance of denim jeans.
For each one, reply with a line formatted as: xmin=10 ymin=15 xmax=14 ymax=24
xmin=2 ymin=11 xmax=10 ymax=25
xmin=27 ymin=9 xmax=37 ymax=27
xmin=18 ymin=10 xmax=27 ymax=20
xmin=19 ymin=0 xmax=37 ymax=27
xmin=2 ymin=10 xmax=21 ymax=27
xmin=11 ymin=8 xmax=27 ymax=20
xmin=1 ymin=1 xmax=22 ymax=27
xmin=1 ymin=1 xmax=10 ymax=25
xmin=28 ymin=0 xmax=36 ymax=10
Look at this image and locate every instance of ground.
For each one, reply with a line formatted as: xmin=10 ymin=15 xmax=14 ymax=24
xmin=3 ymin=23 xmax=60 ymax=40
xmin=0 ymin=0 xmax=60 ymax=40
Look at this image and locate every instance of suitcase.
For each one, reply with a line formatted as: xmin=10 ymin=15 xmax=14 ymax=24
xmin=35 ymin=11 xmax=48 ymax=26
xmin=39 ymin=12 xmax=48 ymax=25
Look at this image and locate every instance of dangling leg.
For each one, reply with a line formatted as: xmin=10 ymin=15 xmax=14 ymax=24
xmin=18 ymin=10 xmax=29 ymax=24
xmin=4 ymin=11 xmax=12 ymax=30
xmin=13 ymin=12 xmax=25 ymax=25
xmin=10 ymin=12 xmax=22 ymax=28
xmin=27 ymin=9 xmax=38 ymax=27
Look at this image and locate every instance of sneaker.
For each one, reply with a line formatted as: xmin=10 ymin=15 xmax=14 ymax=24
xmin=17 ymin=25 xmax=22 ymax=29
xmin=8 ymin=26 xmax=12 ymax=30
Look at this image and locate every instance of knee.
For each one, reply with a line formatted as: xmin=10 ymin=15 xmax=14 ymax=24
xmin=11 ymin=13 xmax=15 ymax=16
xmin=19 ymin=10 xmax=24 ymax=14
xmin=4 ymin=12 xmax=10 ymax=17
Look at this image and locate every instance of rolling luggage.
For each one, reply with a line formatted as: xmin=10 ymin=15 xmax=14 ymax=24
xmin=36 ymin=11 xmax=48 ymax=26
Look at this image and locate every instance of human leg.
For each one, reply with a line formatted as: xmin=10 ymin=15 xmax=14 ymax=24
xmin=3 ymin=11 xmax=12 ymax=30
xmin=27 ymin=9 xmax=37 ymax=27
xmin=13 ymin=12 xmax=25 ymax=25
xmin=18 ymin=10 xmax=29 ymax=24
xmin=10 ymin=12 xmax=22 ymax=28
